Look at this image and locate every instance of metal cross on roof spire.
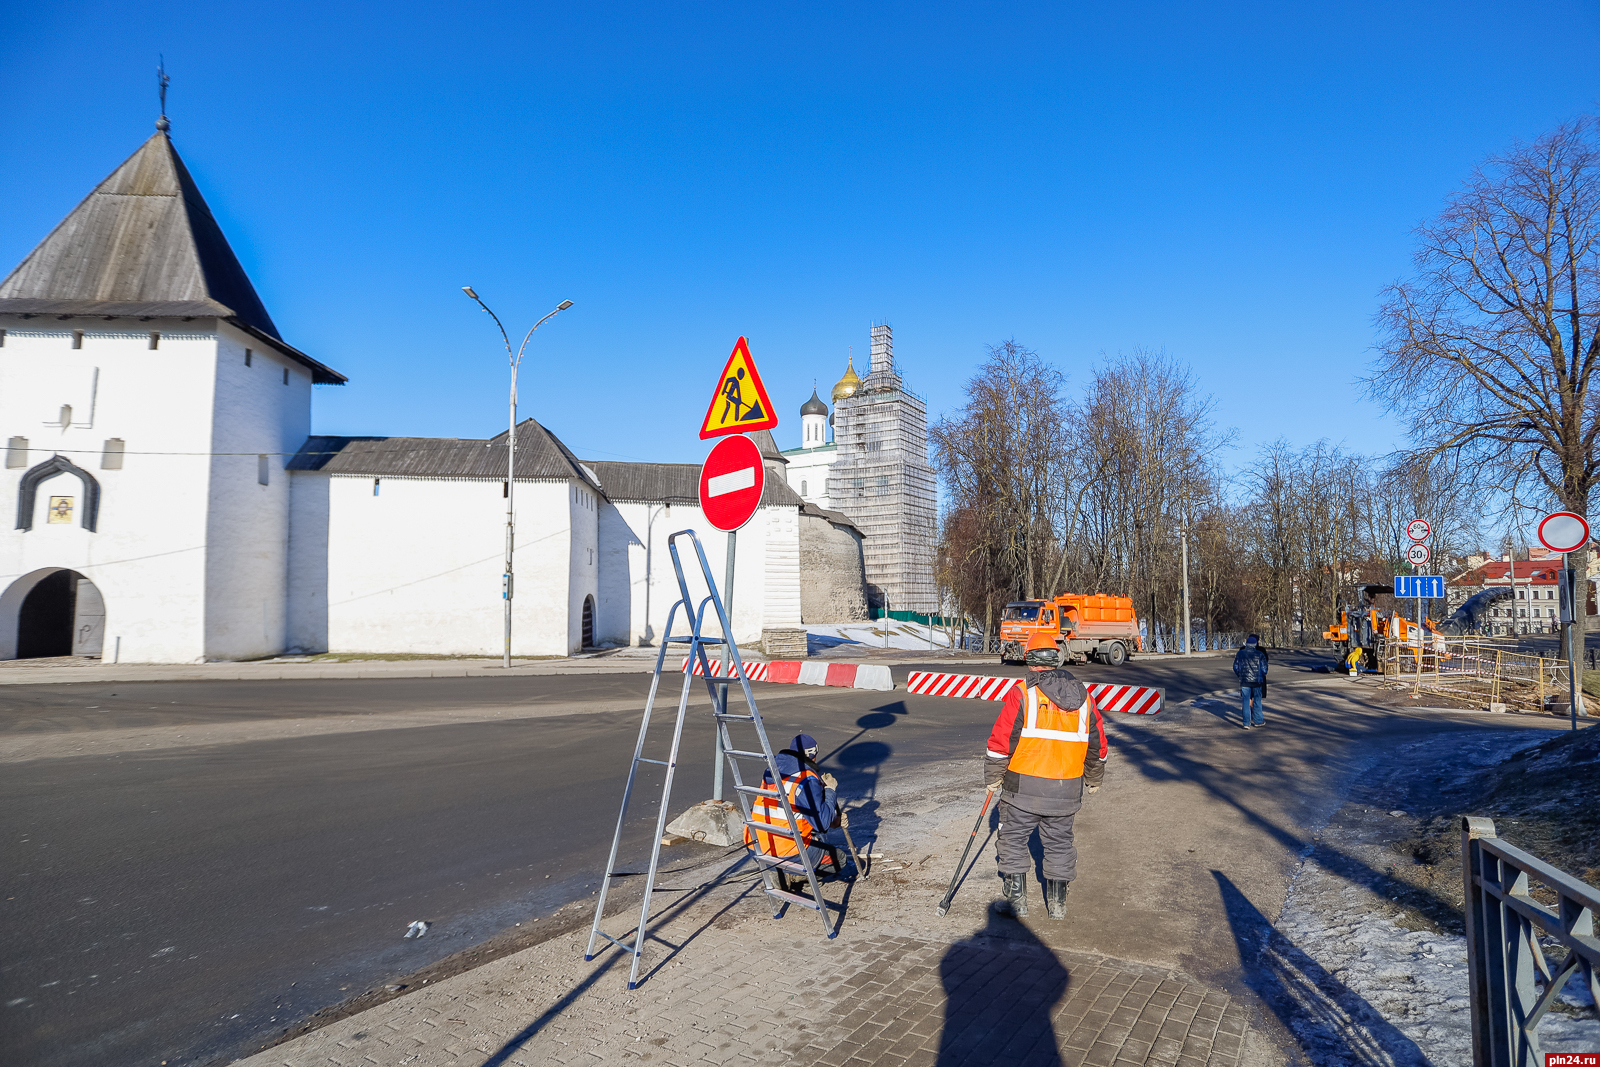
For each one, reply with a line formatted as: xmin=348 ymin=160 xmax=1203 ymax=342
xmin=156 ymin=58 xmax=171 ymax=132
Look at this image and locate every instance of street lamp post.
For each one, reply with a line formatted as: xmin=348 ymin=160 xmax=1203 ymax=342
xmin=1180 ymin=524 xmax=1193 ymax=657
xmin=461 ymin=288 xmax=575 ymax=668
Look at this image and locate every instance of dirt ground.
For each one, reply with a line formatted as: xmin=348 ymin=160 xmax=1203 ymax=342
xmin=1388 ymin=723 xmax=1600 ymax=913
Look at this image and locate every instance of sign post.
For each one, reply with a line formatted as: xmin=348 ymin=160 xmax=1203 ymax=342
xmin=1404 ymin=530 xmax=1430 ymax=686
xmin=697 ymin=339 xmax=779 ymax=799
xmin=1538 ymin=511 xmax=1591 ymax=730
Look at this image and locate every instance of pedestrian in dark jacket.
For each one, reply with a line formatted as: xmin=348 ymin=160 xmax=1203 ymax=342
xmin=1232 ymin=635 xmax=1269 ymax=729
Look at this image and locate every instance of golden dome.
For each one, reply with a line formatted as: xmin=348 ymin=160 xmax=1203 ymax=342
xmin=831 ymin=354 xmax=862 ymax=401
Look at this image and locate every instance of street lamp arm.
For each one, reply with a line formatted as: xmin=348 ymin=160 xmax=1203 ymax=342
xmin=514 ymin=300 xmax=576 ymax=365
xmin=462 ymin=287 xmax=516 ymax=364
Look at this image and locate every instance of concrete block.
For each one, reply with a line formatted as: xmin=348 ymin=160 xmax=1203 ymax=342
xmin=664 ymin=800 xmax=742 ymax=846
xmin=855 ymin=664 xmax=894 ymax=690
xmin=760 ymin=628 xmax=807 ymax=659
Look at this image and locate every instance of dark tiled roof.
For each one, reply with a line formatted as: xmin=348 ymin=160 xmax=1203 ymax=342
xmin=288 ymin=419 xmax=599 ymax=488
xmin=747 ymin=429 xmax=788 ymax=465
xmin=0 ymin=128 xmax=344 ymax=385
xmin=585 ymin=460 xmax=803 ymax=507
xmin=802 ymin=501 xmax=861 ymax=533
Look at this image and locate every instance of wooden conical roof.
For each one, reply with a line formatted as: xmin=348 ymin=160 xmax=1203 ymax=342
xmin=0 ymin=126 xmax=344 ymax=383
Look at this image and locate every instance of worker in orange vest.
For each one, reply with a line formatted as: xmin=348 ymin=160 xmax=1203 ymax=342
xmin=984 ymin=631 xmax=1109 ymax=919
xmin=744 ymin=733 xmax=842 ymax=890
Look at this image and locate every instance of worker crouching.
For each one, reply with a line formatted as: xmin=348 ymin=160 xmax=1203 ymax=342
xmin=744 ymin=733 xmax=842 ymax=891
xmin=985 ymin=632 xmax=1108 ymax=919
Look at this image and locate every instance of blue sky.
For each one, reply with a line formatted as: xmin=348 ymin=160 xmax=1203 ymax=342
xmin=5 ymin=1 xmax=1598 ymax=473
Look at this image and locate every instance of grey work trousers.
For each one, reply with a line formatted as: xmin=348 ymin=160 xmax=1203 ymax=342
xmin=995 ymin=799 xmax=1079 ymax=882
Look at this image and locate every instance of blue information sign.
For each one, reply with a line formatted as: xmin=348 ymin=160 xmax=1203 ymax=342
xmin=1394 ymin=575 xmax=1445 ymax=599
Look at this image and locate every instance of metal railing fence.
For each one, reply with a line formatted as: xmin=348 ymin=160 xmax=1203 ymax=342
xmin=1463 ymin=816 xmax=1600 ymax=1067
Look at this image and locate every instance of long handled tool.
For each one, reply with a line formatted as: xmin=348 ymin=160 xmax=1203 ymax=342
xmin=839 ymin=810 xmax=867 ymax=880
xmin=935 ymin=789 xmax=996 ymax=916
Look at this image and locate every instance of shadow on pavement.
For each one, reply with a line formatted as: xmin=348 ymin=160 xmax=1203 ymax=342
xmin=1213 ymin=871 xmax=1427 ymax=1066
xmin=1109 ymin=685 xmax=1496 ymax=922
xmin=938 ymin=909 xmax=1068 ymax=1064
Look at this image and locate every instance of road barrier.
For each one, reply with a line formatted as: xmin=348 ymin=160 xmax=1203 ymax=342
xmin=1462 ymin=816 xmax=1599 ymax=1066
xmin=905 ymin=671 xmax=1163 ymax=714
xmin=680 ymin=657 xmax=893 ymax=691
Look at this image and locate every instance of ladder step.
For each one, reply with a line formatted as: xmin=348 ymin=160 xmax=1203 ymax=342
xmin=724 ymin=749 xmax=769 ymax=760
xmin=734 ymin=784 xmax=782 ymax=798
xmin=591 ymin=929 xmax=637 ymax=953
xmin=744 ymin=820 xmax=797 ymax=838
xmin=763 ymin=887 xmax=825 ymax=911
xmin=636 ymin=758 xmax=670 ymax=767
xmin=754 ymin=854 xmax=838 ymax=876
xmin=715 ymin=713 xmax=755 ymax=722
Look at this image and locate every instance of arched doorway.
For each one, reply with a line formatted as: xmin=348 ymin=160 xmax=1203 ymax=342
xmin=581 ymin=595 xmax=595 ymax=650
xmin=2 ymin=569 xmax=105 ymax=659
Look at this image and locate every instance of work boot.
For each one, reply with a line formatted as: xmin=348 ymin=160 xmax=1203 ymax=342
xmin=1044 ymin=878 xmax=1071 ymax=919
xmin=993 ymin=872 xmax=1029 ymax=918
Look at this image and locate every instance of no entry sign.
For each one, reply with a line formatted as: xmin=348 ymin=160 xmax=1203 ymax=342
xmin=699 ymin=434 xmax=765 ymax=532
xmin=1537 ymin=512 xmax=1590 ymax=554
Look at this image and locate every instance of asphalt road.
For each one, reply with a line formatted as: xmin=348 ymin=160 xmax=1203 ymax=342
xmin=0 ymin=652 xmax=1258 ymax=1067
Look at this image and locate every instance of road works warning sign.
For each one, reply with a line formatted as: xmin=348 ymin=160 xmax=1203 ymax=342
xmin=699 ymin=336 xmax=779 ymax=439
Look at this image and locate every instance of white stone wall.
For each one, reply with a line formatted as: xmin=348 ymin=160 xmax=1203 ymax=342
xmin=286 ymin=470 xmax=331 ymax=653
xmin=781 ymin=445 xmax=837 ymax=509
xmin=317 ymin=475 xmax=576 ymax=657
xmin=202 ymin=322 xmax=310 ymax=660
xmin=762 ymin=507 xmax=801 ymax=629
xmin=596 ymin=501 xmax=797 ymax=648
xmin=0 ymin=317 xmax=219 ymax=662
xmin=568 ymin=480 xmax=600 ymax=650
xmin=799 ymin=511 xmax=868 ymax=622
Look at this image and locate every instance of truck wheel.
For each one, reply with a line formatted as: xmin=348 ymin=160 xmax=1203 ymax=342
xmin=1105 ymin=642 xmax=1127 ymax=667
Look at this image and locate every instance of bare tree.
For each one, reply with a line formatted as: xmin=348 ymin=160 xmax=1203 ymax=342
xmin=931 ymin=341 xmax=1069 ymax=633
xmin=1375 ymin=115 xmax=1600 ymax=579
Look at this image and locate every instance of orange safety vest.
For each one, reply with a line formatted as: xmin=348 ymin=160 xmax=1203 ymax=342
xmin=1008 ymin=684 xmax=1093 ymax=781
xmin=743 ymin=768 xmax=819 ymax=857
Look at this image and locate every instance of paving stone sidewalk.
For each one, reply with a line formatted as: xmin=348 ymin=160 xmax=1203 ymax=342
xmin=235 ymin=845 xmax=1253 ymax=1067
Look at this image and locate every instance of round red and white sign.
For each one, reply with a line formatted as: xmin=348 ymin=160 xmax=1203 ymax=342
xmin=698 ymin=434 xmax=765 ymax=532
xmin=1406 ymin=542 xmax=1429 ymax=566
xmin=1405 ymin=519 xmax=1430 ymax=542
xmin=1537 ymin=511 xmax=1590 ymax=554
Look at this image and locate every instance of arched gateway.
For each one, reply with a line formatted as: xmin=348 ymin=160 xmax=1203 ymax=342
xmin=0 ymin=569 xmax=106 ymax=659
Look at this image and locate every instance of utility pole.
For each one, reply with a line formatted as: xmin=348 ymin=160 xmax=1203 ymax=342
xmin=461 ymin=289 xmax=574 ymax=667
xmin=1180 ymin=524 xmax=1193 ymax=658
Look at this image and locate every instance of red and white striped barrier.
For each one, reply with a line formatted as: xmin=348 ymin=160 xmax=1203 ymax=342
xmin=903 ymin=672 xmax=1020 ymax=700
xmin=1086 ymin=683 xmax=1164 ymax=716
xmin=681 ymin=656 xmax=770 ymax=681
xmin=681 ymin=657 xmax=893 ymax=692
xmin=905 ymin=671 xmax=1164 ymax=714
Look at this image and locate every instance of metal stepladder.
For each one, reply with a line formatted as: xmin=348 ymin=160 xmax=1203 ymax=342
xmin=585 ymin=530 xmax=839 ymax=989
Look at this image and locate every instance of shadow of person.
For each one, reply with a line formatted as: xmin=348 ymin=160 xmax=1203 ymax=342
xmin=1212 ymin=871 xmax=1428 ymax=1066
xmin=937 ymin=908 xmax=1068 ymax=1065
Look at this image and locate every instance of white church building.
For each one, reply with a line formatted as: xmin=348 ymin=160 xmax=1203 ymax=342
xmin=0 ymin=122 xmax=874 ymax=662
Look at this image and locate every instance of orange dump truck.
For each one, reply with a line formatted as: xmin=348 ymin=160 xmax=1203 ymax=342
xmin=997 ymin=594 xmax=1144 ymax=667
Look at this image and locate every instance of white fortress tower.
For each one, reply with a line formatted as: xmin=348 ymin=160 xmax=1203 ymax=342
xmin=0 ymin=119 xmax=345 ymax=662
